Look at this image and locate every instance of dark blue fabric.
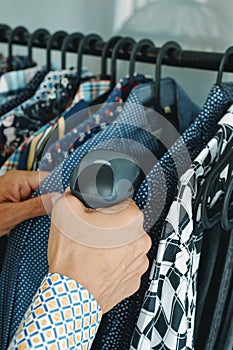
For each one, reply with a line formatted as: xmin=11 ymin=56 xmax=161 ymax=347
xmin=17 ymin=99 xmax=89 ymax=170
xmin=39 ymin=74 xmax=153 ymax=172
xmin=1 ymin=81 xmax=232 ymax=350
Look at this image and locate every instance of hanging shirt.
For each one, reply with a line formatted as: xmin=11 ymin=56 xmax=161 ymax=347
xmin=0 ymin=54 xmax=36 ymax=74
xmin=129 ymin=108 xmax=233 ymax=350
xmin=0 ymin=68 xmax=92 ymax=167
xmin=99 ymin=83 xmax=233 ymax=350
xmin=0 ymin=66 xmax=39 ymax=105
xmin=8 ymin=274 xmax=102 ymax=350
xmin=21 ymin=79 xmax=111 ymax=171
xmin=39 ymin=76 xmax=191 ymax=173
xmin=0 ymin=76 xmax=202 ymax=350
xmin=0 ymin=79 xmax=110 ymax=174
xmin=0 ymin=70 xmax=46 ymax=117
xmin=39 ymin=75 xmax=133 ymax=172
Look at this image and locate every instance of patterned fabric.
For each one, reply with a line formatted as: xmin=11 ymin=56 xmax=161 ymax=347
xmin=0 ymin=68 xmax=92 ymax=167
xmin=40 ymin=74 xmax=152 ymax=172
xmin=0 ymin=84 xmax=157 ymax=349
xmin=0 ymin=66 xmax=39 ymax=105
xmin=8 ymin=273 xmax=102 ymax=350
xmin=1 ymin=82 xmax=232 ymax=350
xmin=0 ymin=70 xmax=46 ymax=117
xmin=105 ymin=83 xmax=233 ymax=350
xmin=0 ymin=101 xmax=88 ymax=175
xmin=70 ymin=79 xmax=111 ymax=107
xmin=0 ymin=135 xmax=33 ymax=175
xmin=0 ymin=80 xmax=110 ymax=174
xmin=130 ymin=110 xmax=233 ymax=350
xmin=23 ymin=79 xmax=110 ymax=171
xmin=0 ymin=54 xmax=36 ymax=74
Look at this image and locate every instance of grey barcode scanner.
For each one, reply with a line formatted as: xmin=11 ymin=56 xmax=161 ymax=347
xmin=69 ymin=149 xmax=145 ymax=208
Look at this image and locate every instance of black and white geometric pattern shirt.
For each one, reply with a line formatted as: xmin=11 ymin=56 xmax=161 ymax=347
xmin=130 ymin=108 xmax=233 ymax=350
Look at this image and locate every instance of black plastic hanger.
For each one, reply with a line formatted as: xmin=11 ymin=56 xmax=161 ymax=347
xmin=73 ymin=34 xmax=103 ymax=95
xmin=90 ymin=36 xmax=122 ymax=106
xmin=144 ymin=41 xmax=181 ymax=110
xmin=216 ymin=46 xmax=233 ymax=86
xmin=0 ymin=24 xmax=11 ymax=43
xmin=122 ymin=38 xmax=155 ymax=100
xmin=110 ymin=36 xmax=135 ymax=90
xmin=91 ymin=37 xmax=135 ymax=106
xmin=46 ymin=30 xmax=68 ymax=72
xmin=100 ymin=36 xmax=122 ymax=80
xmin=221 ymin=175 xmax=233 ymax=231
xmin=61 ymin=32 xmax=84 ymax=69
xmin=28 ymin=28 xmax=50 ymax=67
xmin=199 ymin=139 xmax=233 ymax=230
xmin=8 ymin=26 xmax=29 ymax=70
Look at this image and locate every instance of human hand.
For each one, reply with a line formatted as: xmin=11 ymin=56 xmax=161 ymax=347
xmin=0 ymin=170 xmax=54 ymax=237
xmin=48 ymin=190 xmax=151 ymax=313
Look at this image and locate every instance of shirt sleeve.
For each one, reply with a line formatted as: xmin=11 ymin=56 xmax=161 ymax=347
xmin=8 ymin=273 xmax=102 ymax=350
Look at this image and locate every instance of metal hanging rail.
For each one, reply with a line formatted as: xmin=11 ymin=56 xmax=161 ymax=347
xmin=0 ymin=23 xmax=233 ymax=73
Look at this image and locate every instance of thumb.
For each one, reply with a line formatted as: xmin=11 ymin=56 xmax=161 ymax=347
xmin=14 ymin=193 xmax=58 ymax=225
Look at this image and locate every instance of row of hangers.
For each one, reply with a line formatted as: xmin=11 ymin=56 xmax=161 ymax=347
xmin=1 ymin=25 xmax=233 ymax=103
xmin=0 ymin=24 xmax=233 ymax=231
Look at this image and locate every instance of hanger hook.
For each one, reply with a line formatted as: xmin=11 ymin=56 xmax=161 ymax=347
xmin=61 ymin=32 xmax=84 ymax=70
xmin=0 ymin=24 xmax=11 ymax=43
xmin=110 ymin=37 xmax=135 ymax=89
xmin=221 ymin=175 xmax=233 ymax=231
xmin=216 ymin=46 xmax=233 ymax=86
xmin=129 ymin=38 xmax=155 ymax=83
xmin=8 ymin=26 xmax=29 ymax=70
xmin=100 ymin=36 xmax=122 ymax=80
xmin=75 ymin=34 xmax=103 ymax=88
xmin=28 ymin=28 xmax=50 ymax=67
xmin=46 ymin=30 xmax=68 ymax=72
xmin=154 ymin=41 xmax=182 ymax=111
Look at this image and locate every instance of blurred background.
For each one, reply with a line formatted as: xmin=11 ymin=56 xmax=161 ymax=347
xmin=1 ymin=0 xmax=233 ymax=105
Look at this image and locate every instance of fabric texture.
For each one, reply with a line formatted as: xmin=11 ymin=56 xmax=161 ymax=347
xmin=0 ymin=68 xmax=92 ymax=167
xmin=0 ymin=78 xmax=107 ymax=174
xmin=40 ymin=77 xmax=199 ymax=173
xmin=0 ymin=70 xmax=46 ymax=117
xmin=20 ymin=79 xmax=111 ymax=171
xmin=130 ymin=109 xmax=233 ymax=350
xmin=0 ymin=82 xmax=232 ymax=350
xmin=0 ymin=66 xmax=39 ymax=105
xmin=8 ymin=273 xmax=102 ymax=350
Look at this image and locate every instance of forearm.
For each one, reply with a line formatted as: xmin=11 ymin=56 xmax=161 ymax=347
xmin=8 ymin=273 xmax=102 ymax=350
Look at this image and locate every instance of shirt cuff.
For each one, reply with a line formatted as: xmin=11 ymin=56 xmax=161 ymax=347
xmin=8 ymin=273 xmax=102 ymax=350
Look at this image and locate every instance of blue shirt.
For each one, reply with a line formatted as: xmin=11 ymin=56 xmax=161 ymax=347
xmin=1 ymin=79 xmax=229 ymax=350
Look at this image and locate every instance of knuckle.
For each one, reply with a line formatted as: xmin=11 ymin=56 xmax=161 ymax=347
xmin=136 ymin=233 xmax=152 ymax=254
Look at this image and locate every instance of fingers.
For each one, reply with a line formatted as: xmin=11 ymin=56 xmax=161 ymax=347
xmin=14 ymin=193 xmax=56 ymax=224
xmin=21 ymin=171 xmax=50 ymax=193
xmin=1 ymin=170 xmax=51 ymax=202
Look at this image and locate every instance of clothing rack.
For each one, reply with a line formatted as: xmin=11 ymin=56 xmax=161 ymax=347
xmin=1 ymin=23 xmax=233 ymax=73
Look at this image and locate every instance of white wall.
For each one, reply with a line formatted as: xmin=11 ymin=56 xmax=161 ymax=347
xmin=0 ymin=0 xmax=116 ymax=73
xmin=0 ymin=0 xmax=115 ymax=36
